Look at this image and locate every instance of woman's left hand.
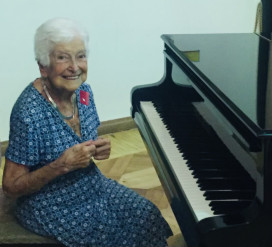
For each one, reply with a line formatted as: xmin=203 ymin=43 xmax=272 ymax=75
xmin=92 ymin=137 xmax=111 ymax=160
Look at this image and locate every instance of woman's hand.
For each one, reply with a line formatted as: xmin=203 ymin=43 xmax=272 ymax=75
xmin=51 ymin=140 xmax=96 ymax=173
xmin=92 ymin=138 xmax=111 ymax=160
xmin=2 ymin=138 xmax=110 ymax=198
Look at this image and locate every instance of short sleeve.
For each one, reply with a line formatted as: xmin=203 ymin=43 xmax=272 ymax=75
xmin=6 ymin=108 xmax=40 ymax=166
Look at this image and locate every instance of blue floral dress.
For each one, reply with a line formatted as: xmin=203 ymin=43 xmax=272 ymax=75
xmin=5 ymin=82 xmax=172 ymax=247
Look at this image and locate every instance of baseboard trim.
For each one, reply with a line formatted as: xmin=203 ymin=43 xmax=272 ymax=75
xmin=1 ymin=117 xmax=136 ymax=156
xmin=98 ymin=116 xmax=136 ymax=136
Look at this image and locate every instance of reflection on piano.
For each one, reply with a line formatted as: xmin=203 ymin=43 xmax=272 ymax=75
xmin=131 ymin=33 xmax=272 ymax=247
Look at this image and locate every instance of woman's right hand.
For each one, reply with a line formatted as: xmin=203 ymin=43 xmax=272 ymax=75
xmin=50 ymin=140 xmax=96 ymax=173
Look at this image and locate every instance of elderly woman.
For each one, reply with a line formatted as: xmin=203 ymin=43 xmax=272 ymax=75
xmin=2 ymin=18 xmax=172 ymax=247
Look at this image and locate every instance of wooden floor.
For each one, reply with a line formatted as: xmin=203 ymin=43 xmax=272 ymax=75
xmin=0 ymin=128 xmax=187 ymax=247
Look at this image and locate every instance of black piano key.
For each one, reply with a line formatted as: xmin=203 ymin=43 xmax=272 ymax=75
xmin=182 ymin=152 xmax=234 ymax=160
xmin=187 ymin=159 xmax=241 ymax=169
xmin=197 ymin=178 xmax=255 ymax=190
xmin=192 ymin=169 xmax=245 ymax=178
xmin=204 ymin=190 xmax=255 ymax=200
xmin=209 ymin=200 xmax=253 ymax=214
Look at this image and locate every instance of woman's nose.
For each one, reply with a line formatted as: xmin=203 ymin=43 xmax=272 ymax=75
xmin=68 ymin=58 xmax=79 ymax=71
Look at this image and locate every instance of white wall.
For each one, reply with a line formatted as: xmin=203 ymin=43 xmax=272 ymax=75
xmin=0 ymin=0 xmax=260 ymax=141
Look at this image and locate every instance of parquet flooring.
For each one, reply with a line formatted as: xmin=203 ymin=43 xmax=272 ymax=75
xmin=0 ymin=128 xmax=187 ymax=247
xmin=96 ymin=128 xmax=186 ymax=247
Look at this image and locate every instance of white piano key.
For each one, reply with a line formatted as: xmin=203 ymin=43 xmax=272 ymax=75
xmin=140 ymin=101 xmax=215 ymax=221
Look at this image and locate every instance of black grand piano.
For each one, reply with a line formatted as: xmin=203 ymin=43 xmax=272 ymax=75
xmin=131 ymin=29 xmax=272 ymax=247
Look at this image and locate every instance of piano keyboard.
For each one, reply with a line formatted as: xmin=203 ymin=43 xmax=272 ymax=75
xmin=140 ymin=101 xmax=215 ymax=221
xmin=140 ymin=101 xmax=255 ymax=222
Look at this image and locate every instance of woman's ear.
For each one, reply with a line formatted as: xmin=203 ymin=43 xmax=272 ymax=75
xmin=38 ymin=63 xmax=48 ymax=78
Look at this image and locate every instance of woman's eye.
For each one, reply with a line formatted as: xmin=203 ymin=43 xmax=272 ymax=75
xmin=55 ymin=54 xmax=70 ymax=63
xmin=58 ymin=55 xmax=68 ymax=60
xmin=77 ymin=54 xmax=86 ymax=59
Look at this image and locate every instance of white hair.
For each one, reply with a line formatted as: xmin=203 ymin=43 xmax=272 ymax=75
xmin=34 ymin=18 xmax=89 ymax=66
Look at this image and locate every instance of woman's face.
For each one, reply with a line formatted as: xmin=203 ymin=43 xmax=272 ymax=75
xmin=41 ymin=37 xmax=88 ymax=93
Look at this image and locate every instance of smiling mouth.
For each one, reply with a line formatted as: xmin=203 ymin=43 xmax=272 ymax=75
xmin=63 ymin=75 xmax=80 ymax=80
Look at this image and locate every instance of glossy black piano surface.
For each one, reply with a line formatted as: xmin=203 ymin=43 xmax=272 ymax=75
xmin=131 ymin=33 xmax=272 ymax=247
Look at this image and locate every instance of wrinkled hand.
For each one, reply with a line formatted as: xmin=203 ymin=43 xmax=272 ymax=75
xmin=51 ymin=140 xmax=96 ymax=173
xmin=92 ymin=138 xmax=111 ymax=160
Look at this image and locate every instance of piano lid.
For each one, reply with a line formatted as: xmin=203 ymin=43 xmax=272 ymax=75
xmin=162 ymin=33 xmax=272 ymax=135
